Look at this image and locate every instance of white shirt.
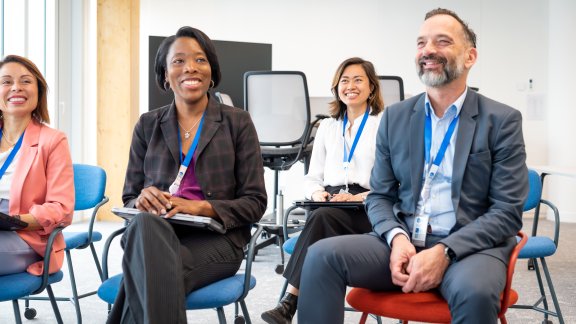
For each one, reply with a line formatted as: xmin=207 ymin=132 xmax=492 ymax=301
xmin=0 ymin=147 xmax=21 ymax=199
xmin=303 ymin=109 xmax=382 ymax=199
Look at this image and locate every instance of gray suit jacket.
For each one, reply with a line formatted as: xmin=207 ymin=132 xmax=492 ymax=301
xmin=366 ymin=89 xmax=528 ymax=263
xmin=122 ymin=96 xmax=267 ymax=249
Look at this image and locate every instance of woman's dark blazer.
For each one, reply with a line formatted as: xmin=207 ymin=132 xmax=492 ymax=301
xmin=122 ymin=96 xmax=267 ymax=249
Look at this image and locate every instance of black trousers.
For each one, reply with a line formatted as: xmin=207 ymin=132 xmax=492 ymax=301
xmin=282 ymin=205 xmax=372 ymax=289
xmin=107 ymin=213 xmax=244 ymax=324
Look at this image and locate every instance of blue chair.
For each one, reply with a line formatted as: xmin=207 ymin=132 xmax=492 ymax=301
xmin=0 ymin=227 xmax=65 ymax=324
xmin=510 ymin=169 xmax=564 ymax=324
xmin=23 ymin=164 xmax=109 ymax=323
xmin=97 ymin=224 xmax=263 ymax=323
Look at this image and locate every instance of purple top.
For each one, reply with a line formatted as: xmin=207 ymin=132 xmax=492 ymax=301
xmin=173 ymin=155 xmax=205 ymax=200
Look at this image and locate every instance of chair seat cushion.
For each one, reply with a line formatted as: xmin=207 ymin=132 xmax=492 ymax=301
xmin=98 ymin=273 xmax=257 ymax=310
xmin=346 ymin=287 xmax=518 ymax=322
xmin=186 ymin=274 xmax=256 ymax=309
xmin=64 ymin=231 xmax=103 ymax=250
xmin=518 ymin=236 xmax=556 ymax=258
xmin=97 ymin=273 xmax=122 ymax=304
xmin=283 ymin=236 xmax=299 ymax=255
xmin=0 ymin=271 xmax=63 ymax=301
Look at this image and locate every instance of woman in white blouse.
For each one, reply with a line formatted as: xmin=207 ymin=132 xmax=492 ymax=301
xmin=262 ymin=57 xmax=385 ymax=324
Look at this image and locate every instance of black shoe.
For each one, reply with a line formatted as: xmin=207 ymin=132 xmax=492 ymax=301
xmin=261 ymin=292 xmax=298 ymax=324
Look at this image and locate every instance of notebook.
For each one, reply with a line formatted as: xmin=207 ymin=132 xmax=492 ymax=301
xmin=0 ymin=212 xmax=28 ymax=231
xmin=111 ymin=207 xmax=226 ymax=234
xmin=292 ymin=200 xmax=364 ymax=209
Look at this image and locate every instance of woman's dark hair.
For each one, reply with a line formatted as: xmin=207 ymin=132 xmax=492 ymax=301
xmin=154 ymin=26 xmax=221 ymax=91
xmin=328 ymin=57 xmax=384 ymax=120
xmin=0 ymin=54 xmax=50 ymax=123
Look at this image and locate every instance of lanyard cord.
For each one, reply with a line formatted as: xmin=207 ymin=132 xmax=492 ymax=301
xmin=0 ymin=130 xmax=25 ymax=180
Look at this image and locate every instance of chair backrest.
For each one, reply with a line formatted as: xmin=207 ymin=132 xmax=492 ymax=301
xmin=214 ymin=91 xmax=234 ymax=106
xmin=524 ymin=169 xmax=542 ymax=212
xmin=73 ymin=164 xmax=107 ymax=211
xmin=244 ymin=71 xmax=311 ymax=146
xmin=378 ymin=76 xmax=405 ymax=107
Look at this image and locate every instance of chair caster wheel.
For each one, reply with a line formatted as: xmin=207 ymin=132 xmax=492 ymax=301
xmin=234 ymin=315 xmax=245 ymax=324
xmin=275 ymin=264 xmax=284 ymax=274
xmin=542 ymin=320 xmax=553 ymax=324
xmin=24 ymin=307 xmax=37 ymax=319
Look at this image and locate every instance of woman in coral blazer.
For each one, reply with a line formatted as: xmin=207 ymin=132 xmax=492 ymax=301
xmin=0 ymin=54 xmax=74 ymax=276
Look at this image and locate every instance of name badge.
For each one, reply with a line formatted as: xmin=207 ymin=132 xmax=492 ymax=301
xmin=411 ymin=214 xmax=429 ymax=247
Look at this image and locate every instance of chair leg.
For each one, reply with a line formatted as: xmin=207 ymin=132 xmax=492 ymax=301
xmin=540 ymin=258 xmax=565 ymax=324
xmin=359 ymin=312 xmax=368 ymax=324
xmin=533 ymin=258 xmax=550 ymax=318
xmin=46 ymin=285 xmax=64 ymax=324
xmin=278 ymin=278 xmax=289 ymax=302
xmin=240 ymin=299 xmax=252 ymax=324
xmin=66 ymin=249 xmax=83 ymax=324
xmin=89 ymin=243 xmax=104 ymax=281
xmin=216 ymin=306 xmax=227 ymax=324
xmin=12 ymin=299 xmax=23 ymax=324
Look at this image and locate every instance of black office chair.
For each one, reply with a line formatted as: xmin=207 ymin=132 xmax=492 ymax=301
xmin=378 ymin=75 xmax=405 ymax=106
xmin=243 ymin=71 xmax=312 ymax=270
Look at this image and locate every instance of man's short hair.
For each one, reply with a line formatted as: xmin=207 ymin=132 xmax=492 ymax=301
xmin=425 ymin=8 xmax=477 ymax=48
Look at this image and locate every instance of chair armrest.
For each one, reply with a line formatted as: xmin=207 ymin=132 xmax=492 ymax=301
xmin=83 ymin=196 xmax=110 ymax=247
xmin=32 ymin=226 xmax=64 ymax=295
xmin=240 ymin=224 xmax=263 ymax=301
xmin=238 ymin=224 xmax=264 ymax=300
xmin=499 ymin=231 xmax=527 ymax=317
xmin=282 ymin=205 xmax=301 ymax=239
xmin=540 ymin=199 xmax=561 ymax=247
xmin=101 ymin=227 xmax=127 ymax=280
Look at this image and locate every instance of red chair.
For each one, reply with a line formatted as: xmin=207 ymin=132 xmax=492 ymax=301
xmin=346 ymin=231 xmax=527 ymax=324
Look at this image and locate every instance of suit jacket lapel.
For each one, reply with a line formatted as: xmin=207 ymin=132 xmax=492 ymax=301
xmin=10 ymin=121 xmax=40 ymax=213
xmin=196 ymin=96 xmax=221 ymax=159
xmin=451 ymin=89 xmax=479 ymax=210
xmin=159 ymin=102 xmax=181 ymax=164
xmin=409 ymin=95 xmax=426 ymax=210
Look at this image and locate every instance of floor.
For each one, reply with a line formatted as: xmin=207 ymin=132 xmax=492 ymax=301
xmin=1 ymin=217 xmax=574 ymax=324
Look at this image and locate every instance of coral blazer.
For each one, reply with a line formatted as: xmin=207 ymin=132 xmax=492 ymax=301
xmin=10 ymin=121 xmax=74 ymax=275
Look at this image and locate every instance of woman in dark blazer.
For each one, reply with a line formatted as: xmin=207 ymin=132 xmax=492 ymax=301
xmin=108 ymin=26 xmax=267 ymax=324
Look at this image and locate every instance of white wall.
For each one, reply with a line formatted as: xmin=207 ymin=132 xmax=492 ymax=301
xmin=547 ymin=0 xmax=576 ymax=222
xmin=139 ymin=0 xmax=561 ymax=217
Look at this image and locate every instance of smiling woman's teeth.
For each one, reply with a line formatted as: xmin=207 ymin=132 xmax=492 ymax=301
xmin=183 ymin=80 xmax=200 ymax=85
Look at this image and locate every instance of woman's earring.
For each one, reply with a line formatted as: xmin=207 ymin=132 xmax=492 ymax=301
xmin=164 ymin=81 xmax=170 ymax=90
xmin=210 ymin=80 xmax=215 ymax=89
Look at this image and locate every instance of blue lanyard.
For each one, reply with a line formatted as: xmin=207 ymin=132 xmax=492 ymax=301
xmin=177 ymin=112 xmax=206 ymax=167
xmin=0 ymin=130 xmax=25 ymax=180
xmin=424 ymin=110 xmax=459 ymax=170
xmin=342 ymin=106 xmax=370 ymax=166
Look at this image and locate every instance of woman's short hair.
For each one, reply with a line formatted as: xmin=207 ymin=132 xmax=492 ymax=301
xmin=0 ymin=55 xmax=50 ymax=123
xmin=328 ymin=57 xmax=384 ymax=120
xmin=154 ymin=26 xmax=221 ymax=92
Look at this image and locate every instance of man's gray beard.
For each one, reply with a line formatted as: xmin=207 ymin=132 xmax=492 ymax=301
xmin=417 ymin=58 xmax=465 ymax=88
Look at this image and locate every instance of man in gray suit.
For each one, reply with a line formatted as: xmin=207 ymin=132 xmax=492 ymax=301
xmin=297 ymin=8 xmax=528 ymax=324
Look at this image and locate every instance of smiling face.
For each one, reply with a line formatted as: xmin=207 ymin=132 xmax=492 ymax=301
xmin=0 ymin=62 xmax=38 ymax=120
xmin=165 ymin=37 xmax=212 ymax=109
xmin=415 ymin=14 xmax=476 ymax=88
xmin=337 ymin=64 xmax=373 ymax=111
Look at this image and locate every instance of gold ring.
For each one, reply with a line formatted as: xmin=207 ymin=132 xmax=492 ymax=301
xmin=170 ymin=200 xmax=173 ymax=205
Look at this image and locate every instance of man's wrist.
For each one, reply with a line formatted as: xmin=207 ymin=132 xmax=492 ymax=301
xmin=391 ymin=232 xmax=410 ymax=247
xmin=440 ymin=244 xmax=456 ymax=262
